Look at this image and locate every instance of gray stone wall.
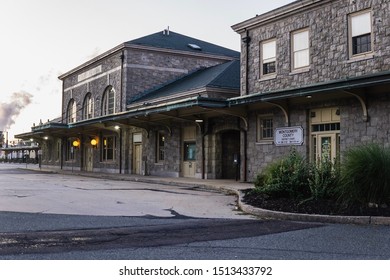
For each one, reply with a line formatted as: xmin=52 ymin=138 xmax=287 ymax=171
xmin=340 ymin=93 xmax=390 ymax=149
xmin=240 ymin=0 xmax=390 ymax=95
xmin=125 ymin=48 xmax=230 ymax=103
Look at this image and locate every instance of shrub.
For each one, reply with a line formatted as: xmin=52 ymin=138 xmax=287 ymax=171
xmin=338 ymin=143 xmax=390 ymax=206
xmin=254 ymin=149 xmax=310 ymax=199
xmin=307 ymin=155 xmax=340 ymax=201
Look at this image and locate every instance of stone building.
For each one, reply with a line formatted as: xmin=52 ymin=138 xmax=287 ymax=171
xmin=17 ymin=0 xmax=390 ymax=182
xmin=17 ymin=30 xmax=242 ymax=179
xmin=231 ymin=0 xmax=390 ymax=181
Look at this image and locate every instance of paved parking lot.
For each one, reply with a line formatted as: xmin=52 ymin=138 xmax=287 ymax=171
xmin=0 ymin=164 xmax=247 ymax=219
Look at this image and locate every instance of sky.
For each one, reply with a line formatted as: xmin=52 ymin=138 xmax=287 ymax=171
xmin=0 ymin=0 xmax=294 ymax=141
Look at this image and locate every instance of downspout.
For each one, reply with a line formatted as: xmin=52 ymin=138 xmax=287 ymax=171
xmin=120 ymin=50 xmax=125 ymax=112
xmin=119 ymin=50 xmax=125 ymax=174
xmin=243 ymin=29 xmax=251 ymax=95
xmin=242 ymin=30 xmax=250 ymax=181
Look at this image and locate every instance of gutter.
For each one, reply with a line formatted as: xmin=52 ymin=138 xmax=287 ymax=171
xmin=228 ymin=70 xmax=390 ymax=106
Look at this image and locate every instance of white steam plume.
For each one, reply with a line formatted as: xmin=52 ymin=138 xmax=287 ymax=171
xmin=0 ymin=91 xmax=33 ymax=130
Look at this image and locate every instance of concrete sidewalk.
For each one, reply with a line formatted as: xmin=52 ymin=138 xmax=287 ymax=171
xmin=12 ymin=163 xmax=390 ymax=226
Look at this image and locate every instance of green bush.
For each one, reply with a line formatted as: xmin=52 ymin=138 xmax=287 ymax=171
xmin=338 ymin=143 xmax=390 ymax=206
xmin=254 ymin=149 xmax=310 ymax=199
xmin=307 ymin=156 xmax=340 ymax=201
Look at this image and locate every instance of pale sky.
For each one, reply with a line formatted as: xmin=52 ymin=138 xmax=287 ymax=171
xmin=0 ymin=0 xmax=294 ymax=140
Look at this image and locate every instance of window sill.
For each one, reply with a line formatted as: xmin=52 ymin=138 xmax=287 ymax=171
xmin=256 ymin=140 xmax=274 ymax=145
xmin=100 ymin=160 xmax=116 ymax=164
xmin=347 ymin=53 xmax=374 ymax=63
xmin=259 ymin=74 xmax=277 ymax=81
xmin=289 ymin=67 xmax=310 ymax=75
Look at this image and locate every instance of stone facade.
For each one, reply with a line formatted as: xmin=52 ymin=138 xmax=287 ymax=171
xmin=232 ymin=0 xmax=390 ymax=181
xmin=237 ymin=0 xmax=390 ymax=95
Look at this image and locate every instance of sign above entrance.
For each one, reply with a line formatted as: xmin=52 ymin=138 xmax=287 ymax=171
xmin=274 ymin=126 xmax=304 ymax=146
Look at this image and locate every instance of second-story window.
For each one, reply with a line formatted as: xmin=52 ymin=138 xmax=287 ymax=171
xmin=292 ymin=29 xmax=309 ymax=70
xmin=349 ymin=10 xmax=372 ymax=57
xmin=261 ymin=39 xmax=276 ymax=76
xmin=67 ymin=99 xmax=77 ymax=124
xmin=82 ymin=93 xmax=94 ymax=120
xmin=102 ymin=86 xmax=115 ymax=116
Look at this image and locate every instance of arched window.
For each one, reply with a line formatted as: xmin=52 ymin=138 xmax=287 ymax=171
xmin=67 ymin=99 xmax=77 ymax=123
xmin=102 ymin=86 xmax=115 ymax=116
xmin=82 ymin=93 xmax=94 ymax=120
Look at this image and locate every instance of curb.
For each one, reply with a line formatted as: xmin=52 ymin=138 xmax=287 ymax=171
xmin=235 ymin=189 xmax=390 ymax=226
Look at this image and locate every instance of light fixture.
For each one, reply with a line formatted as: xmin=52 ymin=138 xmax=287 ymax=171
xmin=114 ymin=125 xmax=120 ymax=130
xmin=44 ymin=136 xmax=49 ymax=140
xmin=195 ymin=119 xmax=204 ymax=123
xmin=91 ymin=138 xmax=98 ymax=147
xmin=72 ymin=140 xmax=80 ymax=148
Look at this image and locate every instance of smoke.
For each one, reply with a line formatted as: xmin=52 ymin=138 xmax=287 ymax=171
xmin=0 ymin=91 xmax=33 ymax=130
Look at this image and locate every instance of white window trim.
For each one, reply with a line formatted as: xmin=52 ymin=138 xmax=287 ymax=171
xmin=348 ymin=9 xmax=373 ymax=59
xmin=260 ymin=38 xmax=277 ymax=78
xmin=102 ymin=86 xmax=116 ymax=116
xmin=291 ymin=28 xmax=310 ymax=72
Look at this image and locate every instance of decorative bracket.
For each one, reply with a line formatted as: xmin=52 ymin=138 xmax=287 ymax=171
xmin=342 ymin=90 xmax=368 ymax=122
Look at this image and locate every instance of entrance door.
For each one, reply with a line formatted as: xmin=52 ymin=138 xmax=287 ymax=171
xmin=312 ymin=133 xmax=340 ymax=162
xmin=183 ymin=142 xmax=196 ymax=177
xmin=182 ymin=126 xmax=196 ymax=178
xmin=84 ymin=146 xmax=93 ymax=172
xmin=133 ymin=144 xmax=142 ymax=175
xmin=221 ymin=130 xmax=240 ymax=179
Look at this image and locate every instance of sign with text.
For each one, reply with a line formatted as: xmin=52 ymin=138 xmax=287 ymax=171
xmin=274 ymin=126 xmax=304 ymax=146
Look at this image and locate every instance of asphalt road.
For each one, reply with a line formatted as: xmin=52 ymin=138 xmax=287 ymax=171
xmin=1 ymin=163 xmax=390 ymax=260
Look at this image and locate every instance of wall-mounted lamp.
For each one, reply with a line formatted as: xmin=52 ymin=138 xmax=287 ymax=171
xmin=90 ymin=138 xmax=98 ymax=147
xmin=72 ymin=140 xmax=80 ymax=148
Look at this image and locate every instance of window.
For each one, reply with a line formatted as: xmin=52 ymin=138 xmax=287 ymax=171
xmin=65 ymin=139 xmax=75 ymax=161
xmin=156 ymin=132 xmax=165 ymax=162
xmin=261 ymin=39 xmax=276 ymax=76
xmin=102 ymin=86 xmax=115 ymax=116
xmin=292 ymin=29 xmax=309 ymax=70
xmin=82 ymin=93 xmax=94 ymax=120
xmin=184 ymin=142 xmax=196 ymax=161
xmin=349 ymin=10 xmax=372 ymax=56
xmin=101 ymin=136 xmax=116 ymax=161
xmin=67 ymin=99 xmax=77 ymax=123
xmin=257 ymin=116 xmax=273 ymax=141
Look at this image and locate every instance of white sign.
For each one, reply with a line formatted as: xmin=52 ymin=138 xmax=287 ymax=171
xmin=274 ymin=126 xmax=304 ymax=146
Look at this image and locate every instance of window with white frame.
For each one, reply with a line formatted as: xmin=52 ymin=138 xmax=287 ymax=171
xmin=261 ymin=39 xmax=276 ymax=76
xmin=292 ymin=29 xmax=309 ymax=70
xmin=102 ymin=86 xmax=115 ymax=116
xmin=349 ymin=10 xmax=372 ymax=57
xmin=257 ymin=116 xmax=273 ymax=141
xmin=67 ymin=99 xmax=77 ymax=124
xmin=82 ymin=93 xmax=94 ymax=120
